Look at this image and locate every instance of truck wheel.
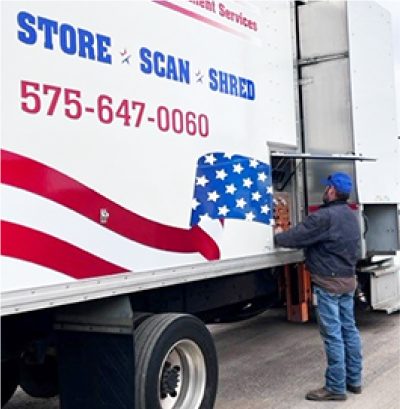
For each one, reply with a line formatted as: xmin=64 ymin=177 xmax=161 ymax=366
xmin=135 ymin=313 xmax=218 ymax=409
xmin=1 ymin=359 xmax=19 ymax=407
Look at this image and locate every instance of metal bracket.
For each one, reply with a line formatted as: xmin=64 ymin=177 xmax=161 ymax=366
xmin=297 ymin=51 xmax=349 ymax=67
xmin=284 ymin=263 xmax=312 ymax=322
xmin=55 ymin=295 xmax=133 ymax=334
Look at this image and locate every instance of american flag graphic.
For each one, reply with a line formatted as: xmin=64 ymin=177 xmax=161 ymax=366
xmin=191 ymin=152 xmax=273 ymax=226
xmin=1 ymin=150 xmax=274 ymax=289
xmin=1 ymin=150 xmax=223 ymax=287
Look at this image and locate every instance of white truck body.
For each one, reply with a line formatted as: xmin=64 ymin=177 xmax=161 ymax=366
xmin=2 ymin=0 xmax=398 ymax=316
xmin=2 ymin=1 xmax=297 ymax=295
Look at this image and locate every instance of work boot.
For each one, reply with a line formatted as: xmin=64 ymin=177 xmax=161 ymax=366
xmin=306 ymin=387 xmax=347 ymax=401
xmin=347 ymin=384 xmax=362 ymax=394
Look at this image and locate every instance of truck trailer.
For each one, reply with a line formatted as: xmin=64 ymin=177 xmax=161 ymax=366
xmin=1 ymin=1 xmax=399 ymax=408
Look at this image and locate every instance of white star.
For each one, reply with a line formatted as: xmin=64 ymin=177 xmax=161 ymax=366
xmin=207 ymin=190 xmax=220 ymax=202
xmin=243 ymin=177 xmax=253 ymax=188
xmin=258 ymin=172 xmax=268 ymax=182
xmin=267 ymin=186 xmax=273 ymax=194
xmin=224 ymin=153 xmax=234 ymax=159
xmin=196 ymin=175 xmax=209 ymax=187
xmin=218 ymin=205 xmax=230 ymax=216
xmin=204 ymin=153 xmax=217 ymax=165
xmin=245 ymin=211 xmax=256 ymax=221
xmin=216 ymin=169 xmax=228 ymax=180
xmin=199 ymin=213 xmax=212 ymax=223
xmin=225 ymin=183 xmax=237 ymax=195
xmin=236 ymin=198 xmax=247 ymax=209
xmin=252 ymin=191 xmax=262 ymax=201
xmin=250 ymin=158 xmax=259 ymax=168
xmin=233 ymin=163 xmax=244 ymax=174
xmin=192 ymin=198 xmax=200 ymax=210
xmin=261 ymin=204 xmax=270 ymax=214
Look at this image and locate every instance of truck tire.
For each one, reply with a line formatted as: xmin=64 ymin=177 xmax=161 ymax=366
xmin=135 ymin=313 xmax=218 ymax=409
xmin=1 ymin=359 xmax=19 ymax=407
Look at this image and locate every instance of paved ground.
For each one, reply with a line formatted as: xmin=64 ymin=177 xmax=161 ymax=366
xmin=213 ymin=308 xmax=400 ymax=409
xmin=5 ymin=308 xmax=400 ymax=409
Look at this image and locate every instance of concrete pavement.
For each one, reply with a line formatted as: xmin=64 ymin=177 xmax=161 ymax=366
xmin=213 ymin=308 xmax=400 ymax=409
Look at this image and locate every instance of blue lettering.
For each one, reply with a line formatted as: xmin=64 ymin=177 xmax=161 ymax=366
xmin=17 ymin=11 xmax=37 ymax=45
xmin=154 ymin=51 xmax=165 ymax=77
xmin=247 ymin=80 xmax=255 ymax=100
xmin=16 ymin=11 xmax=112 ymax=64
xmin=140 ymin=47 xmax=190 ymax=84
xmin=96 ymin=34 xmax=111 ymax=64
xmin=37 ymin=17 xmax=58 ymax=49
xmin=229 ymin=75 xmax=238 ymax=96
xmin=78 ymin=29 xmax=95 ymax=60
xmin=219 ymin=71 xmax=229 ymax=94
xmin=208 ymin=68 xmax=255 ymax=100
xmin=239 ymin=77 xmax=247 ymax=98
xmin=139 ymin=47 xmax=152 ymax=74
xmin=167 ymin=55 xmax=177 ymax=81
xmin=209 ymin=68 xmax=218 ymax=91
xmin=60 ymin=24 xmax=76 ymax=55
xmin=178 ymin=60 xmax=190 ymax=84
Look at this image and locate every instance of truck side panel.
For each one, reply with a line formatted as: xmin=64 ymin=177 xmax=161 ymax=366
xmin=1 ymin=1 xmax=297 ymax=293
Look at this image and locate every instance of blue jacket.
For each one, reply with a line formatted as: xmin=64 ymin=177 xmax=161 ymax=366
xmin=275 ymin=201 xmax=361 ymax=278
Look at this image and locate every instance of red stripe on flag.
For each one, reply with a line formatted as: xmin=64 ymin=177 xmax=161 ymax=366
xmin=1 ymin=150 xmax=220 ymax=260
xmin=1 ymin=221 xmax=128 ymax=279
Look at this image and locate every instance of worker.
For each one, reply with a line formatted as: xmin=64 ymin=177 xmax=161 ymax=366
xmin=274 ymin=172 xmax=362 ymax=401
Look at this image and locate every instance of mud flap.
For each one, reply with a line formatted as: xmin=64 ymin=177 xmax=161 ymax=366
xmin=55 ymin=296 xmax=135 ymax=409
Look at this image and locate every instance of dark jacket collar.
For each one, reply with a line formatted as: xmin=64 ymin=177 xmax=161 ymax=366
xmin=320 ymin=200 xmax=348 ymax=209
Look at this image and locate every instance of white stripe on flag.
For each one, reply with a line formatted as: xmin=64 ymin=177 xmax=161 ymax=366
xmin=1 ymin=185 xmax=205 ymax=273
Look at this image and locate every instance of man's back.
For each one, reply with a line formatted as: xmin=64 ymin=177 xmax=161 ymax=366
xmin=275 ymin=201 xmax=361 ymax=278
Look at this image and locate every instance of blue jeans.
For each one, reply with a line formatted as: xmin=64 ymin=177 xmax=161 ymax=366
xmin=314 ymin=286 xmax=362 ymax=394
